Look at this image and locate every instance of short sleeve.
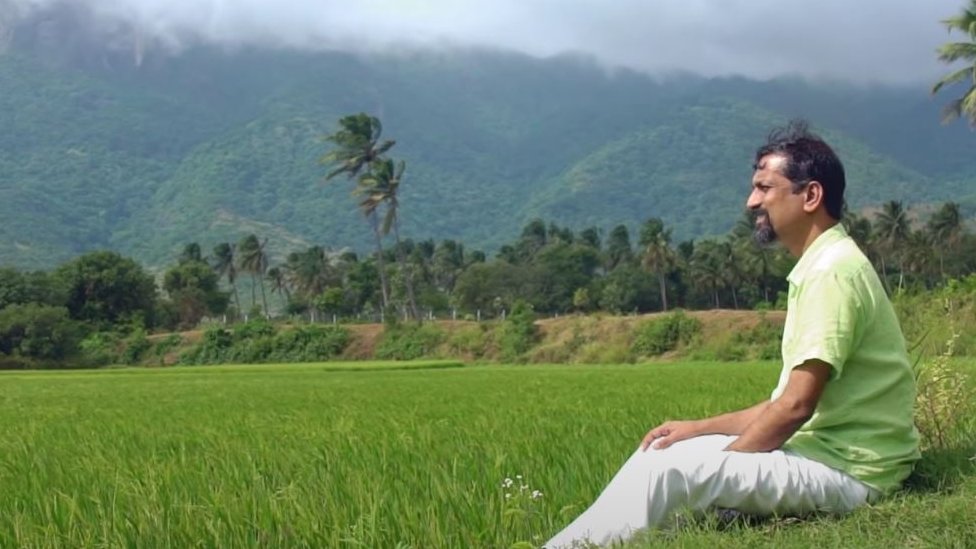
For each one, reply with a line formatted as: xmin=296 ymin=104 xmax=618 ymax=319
xmin=783 ymin=271 xmax=863 ymax=378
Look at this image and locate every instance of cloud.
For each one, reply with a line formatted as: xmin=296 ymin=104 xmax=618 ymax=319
xmin=2 ymin=0 xmax=967 ymax=84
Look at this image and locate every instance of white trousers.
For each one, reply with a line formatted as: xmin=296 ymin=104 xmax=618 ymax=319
xmin=545 ymin=435 xmax=876 ymax=548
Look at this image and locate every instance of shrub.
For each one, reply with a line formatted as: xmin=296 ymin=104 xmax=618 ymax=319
xmin=269 ymin=325 xmax=350 ymax=362
xmin=181 ymin=323 xmax=351 ymax=365
xmin=79 ymin=331 xmax=121 ymax=366
xmin=121 ymin=328 xmax=152 ymax=365
xmin=376 ymin=323 xmax=445 ymax=360
xmin=631 ymin=311 xmax=701 ymax=357
xmin=180 ymin=327 xmax=233 ymax=364
xmin=497 ymin=301 xmax=537 ymax=362
xmin=729 ymin=311 xmax=781 ymax=361
xmin=914 ymin=332 xmax=975 ymax=452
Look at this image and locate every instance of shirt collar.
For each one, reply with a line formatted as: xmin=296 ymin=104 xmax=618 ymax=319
xmin=786 ymin=223 xmax=849 ymax=285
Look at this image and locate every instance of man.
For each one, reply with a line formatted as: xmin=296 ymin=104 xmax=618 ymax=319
xmin=545 ymin=120 xmax=920 ymax=548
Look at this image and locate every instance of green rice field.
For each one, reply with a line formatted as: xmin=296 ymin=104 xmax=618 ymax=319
xmin=1 ymin=361 xmax=973 ymax=548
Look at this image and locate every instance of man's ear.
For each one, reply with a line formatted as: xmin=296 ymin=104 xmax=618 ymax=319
xmin=802 ymin=181 xmax=824 ymax=213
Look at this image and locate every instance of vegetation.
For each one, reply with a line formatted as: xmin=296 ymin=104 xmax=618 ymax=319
xmin=4 ymin=194 xmax=976 ymax=369
xmin=933 ymin=0 xmax=976 ymax=126
xmin=0 ymin=361 xmax=971 ymax=547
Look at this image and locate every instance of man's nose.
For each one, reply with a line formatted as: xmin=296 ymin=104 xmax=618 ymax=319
xmin=746 ymin=189 xmax=761 ymax=210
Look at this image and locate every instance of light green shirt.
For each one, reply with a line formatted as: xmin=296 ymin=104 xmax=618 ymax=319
xmin=771 ymin=223 xmax=920 ymax=494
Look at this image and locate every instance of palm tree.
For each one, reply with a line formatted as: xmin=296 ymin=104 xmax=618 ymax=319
xmin=212 ymin=242 xmax=241 ymax=316
xmin=639 ymin=218 xmax=676 ymax=311
xmin=932 ymin=1 xmax=976 ymax=126
xmin=266 ymin=266 xmax=291 ymax=305
xmin=605 ymin=224 xmax=634 ymax=272
xmin=872 ymin=201 xmax=911 ymax=292
xmin=284 ymin=246 xmax=336 ymax=302
xmin=237 ymin=234 xmax=270 ymax=316
xmin=690 ymin=241 xmax=726 ymax=308
xmin=927 ymin=202 xmax=963 ymax=280
xmin=319 ymin=113 xmax=396 ymax=180
xmin=320 ymin=113 xmax=393 ymax=309
xmin=357 ymin=158 xmax=420 ymax=320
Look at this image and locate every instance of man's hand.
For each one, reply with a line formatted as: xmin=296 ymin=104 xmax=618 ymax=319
xmin=640 ymin=420 xmax=702 ymax=451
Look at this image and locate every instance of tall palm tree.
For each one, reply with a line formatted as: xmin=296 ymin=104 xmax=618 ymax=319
xmin=320 ymin=113 xmax=393 ymax=309
xmin=284 ymin=246 xmax=335 ymax=302
xmin=932 ymin=1 xmax=976 ymax=126
xmin=872 ymin=201 xmax=911 ymax=292
xmin=319 ymin=113 xmax=396 ymax=180
xmin=357 ymin=159 xmax=420 ymax=320
xmin=266 ymin=266 xmax=291 ymax=305
xmin=927 ymin=202 xmax=963 ymax=280
xmin=639 ymin=218 xmax=676 ymax=311
xmin=237 ymin=234 xmax=270 ymax=316
xmin=690 ymin=241 xmax=726 ymax=309
xmin=605 ymin=225 xmax=634 ymax=272
xmin=212 ymin=242 xmax=241 ymax=316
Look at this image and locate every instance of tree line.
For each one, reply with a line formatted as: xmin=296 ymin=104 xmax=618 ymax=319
xmin=2 ymin=197 xmax=973 ymax=365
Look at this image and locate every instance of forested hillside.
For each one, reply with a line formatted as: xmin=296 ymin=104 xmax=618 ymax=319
xmin=1 ymin=20 xmax=974 ymax=269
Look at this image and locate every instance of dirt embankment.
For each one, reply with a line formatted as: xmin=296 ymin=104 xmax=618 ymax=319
xmin=149 ymin=309 xmax=784 ymax=364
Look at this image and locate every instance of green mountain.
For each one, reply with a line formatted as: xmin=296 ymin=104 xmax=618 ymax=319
xmin=1 ymin=32 xmax=974 ymax=270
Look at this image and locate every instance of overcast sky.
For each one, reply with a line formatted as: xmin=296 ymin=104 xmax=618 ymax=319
xmin=5 ymin=0 xmax=969 ymax=84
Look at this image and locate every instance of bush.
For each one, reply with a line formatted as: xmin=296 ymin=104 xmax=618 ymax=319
xmin=497 ymin=301 xmax=537 ymax=362
xmin=729 ymin=311 xmax=781 ymax=361
xmin=0 ymin=304 xmax=83 ymax=368
xmin=631 ymin=311 xmax=701 ymax=357
xmin=268 ymin=325 xmax=350 ymax=362
xmin=445 ymin=324 xmax=492 ymax=360
xmin=150 ymin=334 xmax=183 ymax=365
xmin=375 ymin=323 xmax=445 ymax=360
xmin=79 ymin=331 xmax=121 ymax=366
xmin=121 ymin=328 xmax=152 ymax=365
xmin=181 ymin=323 xmax=351 ymax=365
xmin=180 ymin=327 xmax=233 ymax=364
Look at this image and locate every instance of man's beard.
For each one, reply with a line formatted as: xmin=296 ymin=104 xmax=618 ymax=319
xmin=752 ymin=209 xmax=777 ymax=245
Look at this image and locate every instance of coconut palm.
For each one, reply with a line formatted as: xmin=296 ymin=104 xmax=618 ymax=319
xmin=284 ymin=246 xmax=337 ymax=301
xmin=932 ymin=1 xmax=976 ymax=125
xmin=237 ymin=234 xmax=270 ymax=316
xmin=212 ymin=242 xmax=241 ymax=316
xmin=320 ymin=113 xmax=396 ymax=180
xmin=872 ymin=201 xmax=911 ymax=291
xmin=266 ymin=266 xmax=291 ymax=304
xmin=927 ymin=202 xmax=963 ymax=280
xmin=690 ymin=240 xmax=726 ymax=308
xmin=357 ymin=158 xmax=419 ymax=319
xmin=320 ymin=113 xmax=394 ymax=309
xmin=639 ymin=218 xmax=676 ymax=311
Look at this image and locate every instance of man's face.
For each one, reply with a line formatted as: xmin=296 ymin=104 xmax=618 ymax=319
xmin=746 ymin=154 xmax=806 ymax=246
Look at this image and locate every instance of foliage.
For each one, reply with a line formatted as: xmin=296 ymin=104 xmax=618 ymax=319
xmin=78 ymin=331 xmax=121 ymax=367
xmin=932 ymin=0 xmax=976 ymax=126
xmin=632 ymin=311 xmax=702 ymax=357
xmin=54 ymin=251 xmax=157 ymax=328
xmin=120 ymin=328 xmax=152 ymax=365
xmin=914 ymin=334 xmax=976 ymax=453
xmin=180 ymin=321 xmax=350 ymax=365
xmin=498 ymin=300 xmax=538 ymax=362
xmin=162 ymin=259 xmax=230 ymax=329
xmin=0 ymin=304 xmax=82 ymax=368
xmin=375 ymin=323 xmax=445 ymax=361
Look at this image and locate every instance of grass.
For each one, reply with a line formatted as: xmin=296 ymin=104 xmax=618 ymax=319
xmin=0 ymin=360 xmax=972 ymax=548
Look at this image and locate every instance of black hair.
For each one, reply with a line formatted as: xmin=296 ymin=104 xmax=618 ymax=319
xmin=753 ymin=119 xmax=846 ymax=220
